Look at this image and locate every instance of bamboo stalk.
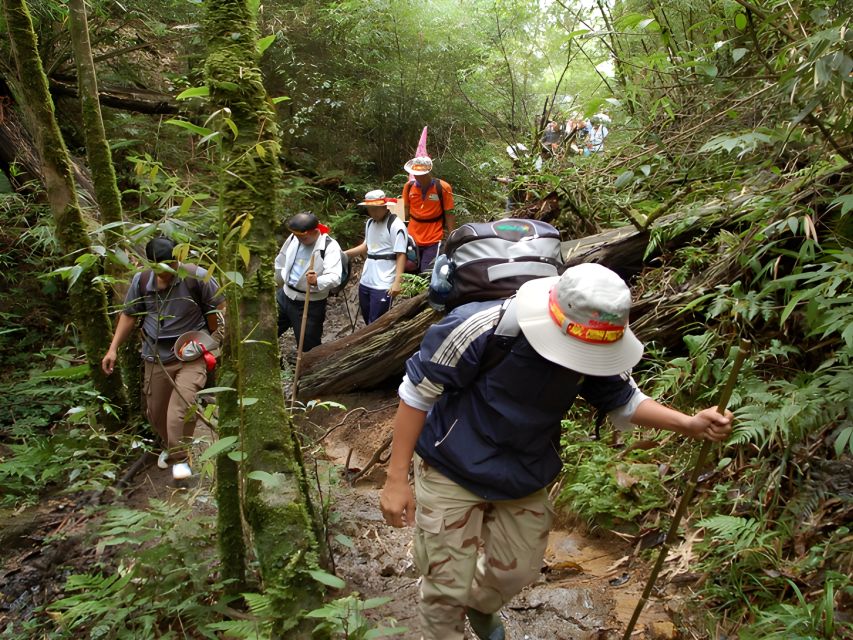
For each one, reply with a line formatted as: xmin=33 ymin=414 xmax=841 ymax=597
xmin=623 ymin=338 xmax=751 ymax=639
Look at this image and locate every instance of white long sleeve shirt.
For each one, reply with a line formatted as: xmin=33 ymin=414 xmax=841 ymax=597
xmin=274 ymin=233 xmax=343 ymax=301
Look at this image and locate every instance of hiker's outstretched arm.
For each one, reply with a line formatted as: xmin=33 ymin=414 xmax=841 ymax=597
xmin=631 ymin=399 xmax=732 ymax=442
xmin=380 ymin=400 xmax=426 ymax=528
xmin=444 ymin=211 xmax=456 ymax=234
xmin=102 ymin=313 xmax=136 ymax=374
xmin=345 ymin=242 xmax=367 ymax=258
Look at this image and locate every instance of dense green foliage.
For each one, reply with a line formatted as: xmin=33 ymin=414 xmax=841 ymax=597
xmin=1 ymin=0 xmax=851 ymax=637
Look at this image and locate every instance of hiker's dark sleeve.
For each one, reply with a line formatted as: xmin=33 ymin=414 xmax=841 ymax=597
xmin=399 ymin=305 xmax=498 ymax=412
xmin=579 ymin=371 xmax=650 ymax=431
xmin=122 ymin=273 xmax=145 ymax=316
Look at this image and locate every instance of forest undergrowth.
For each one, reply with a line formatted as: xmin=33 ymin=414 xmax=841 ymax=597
xmin=1 ymin=0 xmax=852 ymax=637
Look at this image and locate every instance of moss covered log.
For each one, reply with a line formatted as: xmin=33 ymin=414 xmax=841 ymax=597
xmin=203 ymin=0 xmax=324 ymax=633
xmin=3 ymin=0 xmax=127 ymax=427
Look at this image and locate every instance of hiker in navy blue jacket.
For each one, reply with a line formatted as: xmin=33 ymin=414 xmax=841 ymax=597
xmin=380 ymin=263 xmax=733 ymax=640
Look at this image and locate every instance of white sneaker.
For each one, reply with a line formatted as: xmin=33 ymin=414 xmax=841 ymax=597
xmin=171 ymin=462 xmax=192 ymax=480
xmin=157 ymin=450 xmax=169 ymax=469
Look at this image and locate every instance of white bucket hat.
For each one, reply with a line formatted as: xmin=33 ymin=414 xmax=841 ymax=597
xmin=515 ymin=263 xmax=643 ymax=376
xmin=174 ymin=330 xmax=218 ymax=362
xmin=358 ymin=189 xmax=396 ymax=207
xmin=404 ymin=156 xmax=433 ymax=175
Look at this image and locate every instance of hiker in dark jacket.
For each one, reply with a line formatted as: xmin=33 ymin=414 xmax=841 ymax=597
xmin=380 ymin=263 xmax=733 ymax=640
xmin=102 ymin=236 xmax=224 ymax=481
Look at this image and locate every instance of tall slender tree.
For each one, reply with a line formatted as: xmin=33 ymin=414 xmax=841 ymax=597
xmin=3 ymin=0 xmax=127 ymax=426
xmin=66 ymin=0 xmax=142 ymax=417
xmin=203 ymin=0 xmax=325 ymax=633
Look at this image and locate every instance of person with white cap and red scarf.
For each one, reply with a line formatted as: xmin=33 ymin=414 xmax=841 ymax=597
xmin=345 ymin=189 xmax=409 ymax=324
xmin=379 ymin=263 xmax=733 ymax=640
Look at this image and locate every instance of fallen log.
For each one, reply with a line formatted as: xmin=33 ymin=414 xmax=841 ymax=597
xmin=49 ymin=76 xmax=179 ymax=114
xmin=297 ymin=292 xmax=438 ymax=398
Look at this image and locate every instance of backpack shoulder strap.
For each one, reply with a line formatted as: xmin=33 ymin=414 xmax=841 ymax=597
xmin=480 ymin=298 xmax=520 ymax=373
xmin=138 ymin=269 xmax=154 ymax=298
xmin=434 ymin=179 xmax=446 ymax=216
xmin=181 ymin=263 xmax=209 ymax=313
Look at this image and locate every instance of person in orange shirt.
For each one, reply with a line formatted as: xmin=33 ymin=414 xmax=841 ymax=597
xmin=402 ymin=156 xmax=456 ymax=272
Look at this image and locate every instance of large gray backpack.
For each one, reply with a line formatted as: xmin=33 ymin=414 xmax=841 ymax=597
xmin=428 ymin=218 xmax=564 ymax=311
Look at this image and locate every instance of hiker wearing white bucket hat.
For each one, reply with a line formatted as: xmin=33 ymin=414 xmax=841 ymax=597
xmin=401 ymin=156 xmax=455 ymax=272
xmin=379 ymin=262 xmax=733 ymax=640
xmin=345 ymin=189 xmax=410 ymax=324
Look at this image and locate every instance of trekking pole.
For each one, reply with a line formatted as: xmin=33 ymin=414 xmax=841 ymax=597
xmin=290 ymin=254 xmax=315 ymax=410
xmin=622 ymin=338 xmax=750 ymax=640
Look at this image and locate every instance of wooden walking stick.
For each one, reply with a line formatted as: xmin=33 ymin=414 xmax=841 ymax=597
xmin=290 ymin=253 xmax=315 ymax=410
xmin=622 ymin=338 xmax=751 ymax=639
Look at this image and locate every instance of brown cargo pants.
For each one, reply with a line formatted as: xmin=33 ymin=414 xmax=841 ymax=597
xmin=143 ymin=358 xmax=207 ymax=461
xmin=412 ymin=454 xmax=553 ymax=640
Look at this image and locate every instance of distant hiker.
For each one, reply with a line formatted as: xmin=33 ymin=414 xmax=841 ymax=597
xmin=541 ymin=119 xmax=562 ymax=156
xmin=584 ymin=116 xmax=609 ymax=155
xmin=274 ymin=212 xmax=343 ymax=352
xmin=345 ymin=189 xmax=409 ymax=324
xmin=564 ymin=116 xmax=587 ymax=155
xmin=402 ymin=156 xmax=455 ymax=272
xmin=379 ymin=263 xmax=733 ymax=640
xmin=101 ymin=236 xmax=225 ymax=481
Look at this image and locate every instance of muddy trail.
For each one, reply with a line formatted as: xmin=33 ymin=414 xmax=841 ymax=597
xmin=1 ymin=285 xmax=686 ymax=639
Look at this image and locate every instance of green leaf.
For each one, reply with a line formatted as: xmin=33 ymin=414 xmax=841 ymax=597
xmin=223 ymin=271 xmax=244 ymax=286
xmin=238 ymin=243 xmax=250 ymax=267
xmin=614 ymin=170 xmax=635 ymax=190
xmin=834 ymin=426 xmax=853 ymax=457
xmin=334 ymin=533 xmax=354 ymax=549
xmin=240 ymin=397 xmax=258 ymax=407
xmin=199 ymin=436 xmax=239 ymax=462
xmin=735 ymin=13 xmax=747 ymax=30
xmin=257 ymin=34 xmax=276 ymax=54
xmin=176 ymin=86 xmax=209 ymax=100
xmin=828 ymin=194 xmax=853 ymax=216
xmin=732 ymin=48 xmax=748 ymax=63
xmin=307 ymin=569 xmax=346 ymax=589
xmin=246 ymin=470 xmax=282 ymax=487
xmin=37 ymin=364 xmax=90 ymax=379
xmin=227 ymin=450 xmax=246 ymax=462
xmin=700 ymin=64 xmax=718 ymax=78
xmin=200 ymin=386 xmax=236 ymax=394
xmin=165 ymin=119 xmax=213 ymax=136
xmin=271 ymin=96 xmax=291 ymax=104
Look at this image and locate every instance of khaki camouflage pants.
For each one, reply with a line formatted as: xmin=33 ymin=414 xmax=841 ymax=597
xmin=412 ymin=455 xmax=553 ymax=640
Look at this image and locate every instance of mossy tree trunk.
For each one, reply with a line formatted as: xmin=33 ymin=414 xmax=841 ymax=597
xmin=66 ymin=0 xmax=141 ymax=419
xmin=203 ymin=0 xmax=324 ymax=633
xmin=3 ymin=0 xmax=127 ymax=427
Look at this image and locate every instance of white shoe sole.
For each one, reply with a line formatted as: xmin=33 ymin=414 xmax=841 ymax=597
xmin=172 ymin=463 xmax=192 ymax=480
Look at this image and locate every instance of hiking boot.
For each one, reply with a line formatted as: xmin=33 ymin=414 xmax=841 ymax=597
xmin=467 ymin=608 xmax=505 ymax=640
xmin=171 ymin=462 xmax=192 ymax=480
xmin=157 ymin=450 xmax=169 ymax=470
